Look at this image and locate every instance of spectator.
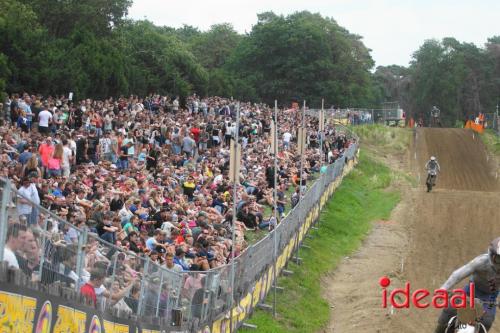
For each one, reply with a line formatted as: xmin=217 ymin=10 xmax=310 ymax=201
xmin=38 ymin=137 xmax=54 ymax=173
xmin=37 ymin=106 xmax=52 ymax=135
xmin=17 ymin=177 xmax=39 ymax=224
xmin=4 ymin=223 xmax=27 ymax=269
xmin=165 ymin=252 xmax=183 ymax=272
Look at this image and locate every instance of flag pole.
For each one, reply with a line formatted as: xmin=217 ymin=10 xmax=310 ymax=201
xmin=229 ymin=103 xmax=240 ymax=333
xmin=299 ymin=100 xmax=306 ymax=201
xmin=294 ymin=100 xmax=306 ymax=265
xmin=320 ymin=99 xmax=324 ymax=168
xmin=272 ymin=100 xmax=279 ymax=317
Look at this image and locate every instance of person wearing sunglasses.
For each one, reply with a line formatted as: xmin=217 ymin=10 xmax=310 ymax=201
xmin=434 ymin=237 xmax=500 ymax=333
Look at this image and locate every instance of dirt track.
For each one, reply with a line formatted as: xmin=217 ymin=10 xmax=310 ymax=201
xmin=322 ymin=128 xmax=500 ymax=332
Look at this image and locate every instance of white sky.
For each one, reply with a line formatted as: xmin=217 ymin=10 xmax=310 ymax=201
xmin=129 ymin=0 xmax=500 ymax=67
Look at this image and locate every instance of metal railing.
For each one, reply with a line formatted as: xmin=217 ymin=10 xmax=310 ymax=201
xmin=0 ymin=132 xmax=359 ymax=331
xmin=308 ymin=108 xmax=407 ymax=126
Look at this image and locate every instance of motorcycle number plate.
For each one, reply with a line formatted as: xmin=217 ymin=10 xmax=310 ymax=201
xmin=456 ymin=324 xmax=476 ymax=333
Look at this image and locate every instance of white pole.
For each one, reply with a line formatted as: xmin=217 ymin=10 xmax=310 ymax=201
xmin=272 ymin=100 xmax=278 ymax=317
xmin=299 ymin=101 xmax=306 ymax=201
xmin=294 ymin=101 xmax=306 ymax=264
xmin=229 ymin=103 xmax=240 ymax=333
xmin=320 ymin=99 xmax=324 ymax=168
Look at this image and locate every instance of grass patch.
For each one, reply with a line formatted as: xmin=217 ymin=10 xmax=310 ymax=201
xmin=480 ymin=129 xmax=500 ymax=156
xmin=240 ymin=151 xmax=400 ymax=333
xmin=350 ymin=124 xmax=411 ymax=153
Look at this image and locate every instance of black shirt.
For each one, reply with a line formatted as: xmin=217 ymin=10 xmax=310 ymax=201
xmin=147 ymin=149 xmax=159 ymax=169
xmin=119 ymin=146 xmax=128 ymax=161
xmin=76 ymin=138 xmax=87 ymax=163
xmin=87 ymin=136 xmax=98 ymax=155
xmin=110 ymin=198 xmax=123 ymax=211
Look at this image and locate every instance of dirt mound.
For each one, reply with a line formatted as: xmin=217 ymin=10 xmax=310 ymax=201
xmin=323 ymin=128 xmax=500 ymax=332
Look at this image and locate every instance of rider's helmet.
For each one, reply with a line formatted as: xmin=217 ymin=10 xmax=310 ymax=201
xmin=430 ymin=156 xmax=436 ymax=161
xmin=488 ymin=237 xmax=500 ymax=271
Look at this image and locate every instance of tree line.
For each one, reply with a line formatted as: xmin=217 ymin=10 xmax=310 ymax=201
xmin=1 ymin=0 xmax=499 ymax=123
xmin=375 ymin=37 xmax=500 ymax=126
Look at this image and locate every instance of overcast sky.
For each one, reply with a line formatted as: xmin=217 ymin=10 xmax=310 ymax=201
xmin=128 ymin=0 xmax=499 ymax=67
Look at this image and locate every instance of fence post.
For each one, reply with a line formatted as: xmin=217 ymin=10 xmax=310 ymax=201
xmin=0 ymin=179 xmax=12 ymax=261
xmin=38 ymin=215 xmax=50 ymax=281
xmin=496 ymin=104 xmax=499 ymax=136
xmin=155 ymin=270 xmax=165 ymax=317
xmin=137 ymin=258 xmax=150 ymax=316
xmin=74 ymin=228 xmax=88 ymax=291
xmin=109 ymin=251 xmax=119 ymax=292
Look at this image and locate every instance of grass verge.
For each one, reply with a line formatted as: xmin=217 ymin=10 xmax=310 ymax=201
xmin=240 ymin=150 xmax=400 ymax=333
xmin=480 ymin=129 xmax=500 ymax=156
xmin=350 ymin=124 xmax=411 ymax=153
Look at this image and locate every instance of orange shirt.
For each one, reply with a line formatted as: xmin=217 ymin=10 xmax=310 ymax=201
xmin=39 ymin=144 xmax=54 ymax=167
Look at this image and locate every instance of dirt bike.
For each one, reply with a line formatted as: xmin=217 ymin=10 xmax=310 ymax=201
xmin=426 ymin=169 xmax=438 ymax=192
xmin=445 ymin=298 xmax=493 ymax=333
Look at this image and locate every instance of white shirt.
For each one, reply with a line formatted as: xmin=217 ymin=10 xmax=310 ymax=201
xmin=38 ymin=110 xmax=53 ymax=127
xmin=95 ymin=284 xmax=108 ymax=311
xmin=62 ymin=146 xmax=72 ymax=168
xmin=283 ymin=132 xmax=292 ymax=143
xmin=168 ymin=263 xmax=183 ymax=273
xmin=99 ymin=138 xmax=111 ymax=154
xmin=30 ymin=183 xmax=40 ymax=205
xmin=17 ymin=185 xmax=38 ymax=215
xmin=119 ymin=206 xmax=133 ymax=221
xmin=69 ymin=139 xmax=77 ymax=156
xmin=4 ymin=247 xmax=19 ymax=269
xmin=161 ymin=222 xmax=174 ymax=237
xmin=213 ymin=174 xmax=223 ymax=184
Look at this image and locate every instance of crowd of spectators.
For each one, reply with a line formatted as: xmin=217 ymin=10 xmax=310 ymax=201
xmin=0 ymin=92 xmax=353 ymax=315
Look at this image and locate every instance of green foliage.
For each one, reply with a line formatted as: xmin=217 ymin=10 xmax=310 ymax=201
xmin=241 ymin=152 xmax=400 ymax=333
xmin=0 ymin=0 xmax=47 ymax=92
xmin=373 ymin=65 xmax=411 ymax=111
xmin=117 ymin=21 xmax=209 ymax=97
xmin=189 ymin=23 xmax=242 ymax=70
xmin=22 ymin=0 xmax=132 ymax=37
xmin=480 ymin=129 xmax=500 ymax=156
xmin=3 ymin=0 xmax=497 ymax=112
xmin=377 ymin=37 xmax=500 ymax=126
xmin=1 ymin=4 xmax=380 ymax=103
xmin=350 ymin=124 xmax=411 ymax=152
xmin=227 ymin=11 xmax=377 ymax=106
xmin=0 ymin=53 xmax=9 ymax=94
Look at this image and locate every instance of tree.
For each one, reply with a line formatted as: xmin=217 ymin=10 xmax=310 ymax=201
xmin=408 ymin=38 xmax=497 ymax=125
xmin=374 ymin=65 xmax=411 ymax=115
xmin=227 ymin=11 xmax=376 ymax=107
xmin=21 ymin=0 xmax=132 ymax=37
xmin=118 ymin=21 xmax=208 ymax=98
xmin=0 ymin=0 xmax=47 ymax=93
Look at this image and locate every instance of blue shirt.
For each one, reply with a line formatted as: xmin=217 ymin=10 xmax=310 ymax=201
xmin=174 ymin=256 xmax=190 ymax=271
xmin=18 ymin=152 xmax=32 ymax=165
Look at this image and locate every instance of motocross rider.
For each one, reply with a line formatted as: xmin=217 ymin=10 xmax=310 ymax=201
xmin=425 ymin=156 xmax=441 ymax=191
xmin=431 ymin=106 xmax=442 ymax=127
xmin=434 ymin=238 xmax=500 ymax=333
